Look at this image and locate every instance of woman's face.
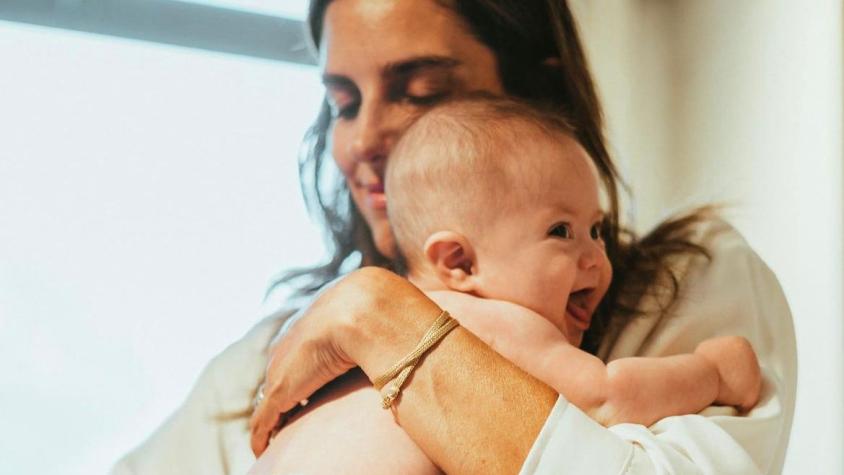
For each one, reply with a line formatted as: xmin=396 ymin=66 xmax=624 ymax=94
xmin=319 ymin=0 xmax=504 ymax=258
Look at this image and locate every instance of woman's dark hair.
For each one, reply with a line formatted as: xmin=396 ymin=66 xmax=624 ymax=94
xmin=272 ymin=0 xmax=710 ymax=355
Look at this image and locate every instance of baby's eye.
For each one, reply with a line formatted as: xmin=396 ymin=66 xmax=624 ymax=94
xmin=548 ymin=222 xmax=574 ymax=239
xmin=590 ymin=222 xmax=603 ymax=240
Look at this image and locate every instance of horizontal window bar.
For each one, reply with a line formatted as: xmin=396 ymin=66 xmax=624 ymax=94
xmin=0 ymin=0 xmax=316 ymax=65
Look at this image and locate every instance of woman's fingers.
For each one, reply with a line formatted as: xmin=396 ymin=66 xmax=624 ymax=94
xmin=248 ymin=267 xmax=432 ymax=456
xmin=249 ymin=388 xmax=286 ymax=456
xmin=248 ymin=306 xmax=355 ymax=456
xmin=249 ymin=340 xmax=294 ymax=455
xmin=250 ymin=331 xmax=305 ymax=454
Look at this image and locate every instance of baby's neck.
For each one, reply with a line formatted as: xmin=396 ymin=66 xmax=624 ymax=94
xmin=405 ymin=268 xmax=449 ymax=295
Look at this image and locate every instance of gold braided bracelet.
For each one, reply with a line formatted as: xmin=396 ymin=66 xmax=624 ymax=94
xmin=372 ymin=310 xmax=459 ymax=409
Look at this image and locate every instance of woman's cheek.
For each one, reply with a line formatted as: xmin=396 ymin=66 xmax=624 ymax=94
xmin=329 ymin=121 xmax=355 ymax=177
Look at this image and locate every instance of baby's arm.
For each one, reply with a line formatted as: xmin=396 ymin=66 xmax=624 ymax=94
xmin=428 ymin=291 xmax=761 ymax=427
xmin=694 ymin=335 xmax=762 ymax=411
xmin=588 ymin=336 xmax=761 ymax=426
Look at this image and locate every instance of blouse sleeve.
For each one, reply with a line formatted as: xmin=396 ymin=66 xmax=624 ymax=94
xmin=520 ymin=220 xmax=797 ymax=474
xmin=110 ymin=310 xmax=292 ymax=475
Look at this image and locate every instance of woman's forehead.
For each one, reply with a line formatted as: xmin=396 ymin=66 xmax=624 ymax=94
xmin=318 ymin=0 xmax=482 ymax=76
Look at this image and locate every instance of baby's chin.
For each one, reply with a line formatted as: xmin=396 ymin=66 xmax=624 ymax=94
xmin=563 ymin=325 xmax=584 ymax=347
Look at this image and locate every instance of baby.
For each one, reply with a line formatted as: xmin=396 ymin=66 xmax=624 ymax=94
xmin=251 ymin=97 xmax=761 ymax=474
xmin=384 ymin=96 xmax=761 ymax=428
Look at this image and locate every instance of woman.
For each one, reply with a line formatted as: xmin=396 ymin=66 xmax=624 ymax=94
xmin=113 ymin=1 xmax=796 ymax=474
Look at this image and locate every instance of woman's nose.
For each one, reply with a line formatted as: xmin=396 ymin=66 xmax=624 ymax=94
xmin=350 ymin=102 xmax=392 ymax=164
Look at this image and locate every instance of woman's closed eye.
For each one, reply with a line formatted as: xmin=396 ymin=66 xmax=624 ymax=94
xmin=405 ymin=91 xmax=450 ymax=106
xmin=328 ymin=96 xmax=359 ymax=120
xmin=391 ymin=70 xmax=454 ymax=107
xmin=324 ymin=77 xmax=361 ymax=120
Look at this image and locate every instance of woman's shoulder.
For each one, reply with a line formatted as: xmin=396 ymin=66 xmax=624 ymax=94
xmin=683 ymin=218 xmax=784 ymax=299
xmin=650 ymin=216 xmax=779 ymax=299
xmin=689 ymin=218 xmax=762 ymax=262
xmin=171 ymin=306 xmax=296 ymax=419
xmin=602 ymin=217 xmax=794 ymax=359
xmin=208 ymin=308 xmax=293 ymax=363
xmin=201 ymin=288 xmax=328 ymax=405
xmin=112 ymin=307 xmax=296 ymax=475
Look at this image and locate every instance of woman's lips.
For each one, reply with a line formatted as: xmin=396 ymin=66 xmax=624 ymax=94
xmin=362 ymin=183 xmax=386 ymax=210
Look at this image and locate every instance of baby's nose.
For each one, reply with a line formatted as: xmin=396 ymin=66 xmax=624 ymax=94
xmin=577 ymin=239 xmax=602 ymax=271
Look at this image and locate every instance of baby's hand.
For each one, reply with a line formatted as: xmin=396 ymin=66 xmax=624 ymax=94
xmin=695 ymin=336 xmax=761 ymax=412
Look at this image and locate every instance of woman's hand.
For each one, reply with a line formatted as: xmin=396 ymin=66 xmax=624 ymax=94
xmin=249 ymin=267 xmax=442 ymax=456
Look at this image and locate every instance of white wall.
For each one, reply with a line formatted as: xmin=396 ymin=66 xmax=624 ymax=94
xmin=573 ymin=1 xmax=844 ymax=473
xmin=0 ymin=21 xmax=324 ymax=474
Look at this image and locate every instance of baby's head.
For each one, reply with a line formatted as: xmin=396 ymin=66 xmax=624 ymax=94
xmin=385 ymin=96 xmax=612 ymax=345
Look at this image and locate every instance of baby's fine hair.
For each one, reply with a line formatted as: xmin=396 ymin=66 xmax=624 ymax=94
xmin=385 ymin=94 xmax=583 ymax=273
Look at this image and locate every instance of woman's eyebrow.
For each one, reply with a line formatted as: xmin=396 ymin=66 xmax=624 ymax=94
xmin=382 ymin=56 xmax=461 ymax=79
xmin=321 ymin=56 xmax=461 ymax=88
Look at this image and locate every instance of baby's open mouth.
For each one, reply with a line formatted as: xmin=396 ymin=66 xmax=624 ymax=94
xmin=566 ymin=289 xmax=594 ymax=330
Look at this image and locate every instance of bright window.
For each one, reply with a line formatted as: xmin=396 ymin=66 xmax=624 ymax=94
xmin=0 ymin=19 xmax=324 ymax=474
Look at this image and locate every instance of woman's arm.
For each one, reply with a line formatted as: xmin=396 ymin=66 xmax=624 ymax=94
xmin=250 ymin=267 xmax=558 ymax=474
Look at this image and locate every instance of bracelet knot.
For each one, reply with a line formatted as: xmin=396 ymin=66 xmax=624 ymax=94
xmin=372 ymin=310 xmax=459 ymax=409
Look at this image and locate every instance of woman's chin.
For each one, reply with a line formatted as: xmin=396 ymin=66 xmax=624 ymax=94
xmin=371 ymin=222 xmax=398 ymax=260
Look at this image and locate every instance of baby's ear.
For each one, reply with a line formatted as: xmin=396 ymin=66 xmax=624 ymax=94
xmin=423 ymin=231 xmax=478 ymax=293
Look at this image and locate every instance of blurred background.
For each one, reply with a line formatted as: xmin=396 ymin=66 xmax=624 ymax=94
xmin=0 ymin=1 xmax=840 ymax=473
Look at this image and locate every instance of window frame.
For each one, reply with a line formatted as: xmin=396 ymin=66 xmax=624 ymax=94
xmin=0 ymin=0 xmax=315 ymax=65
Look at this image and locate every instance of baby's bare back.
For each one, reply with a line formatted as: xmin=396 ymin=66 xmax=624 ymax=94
xmin=249 ymin=369 xmax=441 ymax=475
